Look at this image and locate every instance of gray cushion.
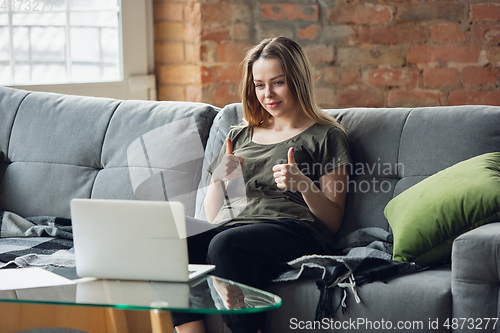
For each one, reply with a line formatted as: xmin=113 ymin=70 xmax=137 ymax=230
xmin=1 ymin=90 xmax=118 ymax=217
xmin=338 ymin=180 xmax=398 ymax=238
xmin=0 ymin=163 xmax=97 ymax=218
xmin=0 ymin=88 xmax=218 ymax=218
xmin=452 ymin=223 xmax=500 ymax=320
xmin=96 ymin=99 xmax=217 ymax=216
xmin=0 ymin=87 xmax=29 ymax=157
xmin=325 ymin=108 xmax=411 ymax=178
xmin=398 ymin=105 xmax=500 ymax=179
xmin=324 ymin=108 xmax=412 ymax=238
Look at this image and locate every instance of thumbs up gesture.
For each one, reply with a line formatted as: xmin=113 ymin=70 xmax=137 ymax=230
xmin=272 ymin=147 xmax=307 ymax=191
xmin=211 ymin=138 xmax=244 ymax=183
xmin=287 ymin=146 xmax=296 ymax=165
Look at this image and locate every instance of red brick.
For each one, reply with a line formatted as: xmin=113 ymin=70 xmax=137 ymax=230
xmin=423 ymin=68 xmax=458 ymax=88
xmin=213 ymin=84 xmax=240 ymax=107
xmin=472 ymin=23 xmax=500 ymax=44
xmin=337 ymin=88 xmax=384 ymax=107
xmin=201 ymin=65 xmax=242 ymax=84
xmin=298 ymin=24 xmax=322 ymax=40
xmin=201 ymin=23 xmax=231 ymax=42
xmin=201 ymin=4 xmax=232 ymax=22
xmin=260 ymin=3 xmax=319 ymax=22
xmin=363 ymin=69 xmax=419 ymax=87
xmin=462 ymin=67 xmax=498 ymax=86
xmin=471 ymin=3 xmax=500 ymax=21
xmin=185 ymin=44 xmax=201 ymax=63
xmin=487 ymin=47 xmax=500 ymax=62
xmin=323 ymin=67 xmax=340 ymax=85
xmin=431 ymin=24 xmax=466 ymax=44
xmin=396 ymin=3 xmax=464 ymax=22
xmin=184 ymin=3 xmax=201 ymax=23
xmin=258 ymin=24 xmax=295 ymax=41
xmin=341 ymin=69 xmax=360 ymax=85
xmin=388 ymin=90 xmax=446 ymax=107
xmin=407 ymin=46 xmax=482 ymax=64
xmin=158 ymin=85 xmax=185 ymax=102
xmin=328 ymin=4 xmax=392 ymax=25
xmin=358 ymin=25 xmax=429 ymax=44
xmin=185 ymin=23 xmax=201 ymax=43
xmin=304 ymin=46 xmax=334 ymax=63
xmin=338 ymin=46 xmax=406 ymax=67
xmin=158 ymin=65 xmax=201 ymax=85
xmin=200 ymin=44 xmax=214 ymax=63
xmin=234 ymin=23 xmax=250 ymax=40
xmin=316 ymin=87 xmax=337 ymax=108
xmin=216 ymin=43 xmax=249 ymax=63
xmin=153 ymin=3 xmax=184 ymax=22
xmin=155 ymin=22 xmax=185 ymax=41
xmin=450 ymin=91 xmax=500 ymax=106
xmin=155 ymin=42 xmax=184 ymax=64
xmin=185 ymin=84 xmax=203 ymax=102
xmin=232 ymin=5 xmax=252 ymax=24
xmin=324 ymin=25 xmax=356 ymax=44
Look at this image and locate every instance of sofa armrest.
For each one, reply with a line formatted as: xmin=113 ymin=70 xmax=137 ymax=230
xmin=452 ymin=222 xmax=500 ymax=330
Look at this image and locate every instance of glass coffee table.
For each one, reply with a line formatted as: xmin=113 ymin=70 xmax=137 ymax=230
xmin=0 ymin=268 xmax=282 ymax=333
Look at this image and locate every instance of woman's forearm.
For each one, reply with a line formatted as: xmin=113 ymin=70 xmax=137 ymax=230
xmin=204 ymin=179 xmax=226 ymax=223
xmin=205 ymin=139 xmax=244 ymax=223
xmin=299 ymin=178 xmax=345 ymax=234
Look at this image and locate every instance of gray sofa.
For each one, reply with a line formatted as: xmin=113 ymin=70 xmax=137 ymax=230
xmin=0 ymin=85 xmax=499 ymax=333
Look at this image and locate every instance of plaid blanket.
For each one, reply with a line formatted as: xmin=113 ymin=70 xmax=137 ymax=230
xmin=0 ymin=211 xmax=74 ymax=269
xmin=273 ymin=227 xmax=422 ymax=320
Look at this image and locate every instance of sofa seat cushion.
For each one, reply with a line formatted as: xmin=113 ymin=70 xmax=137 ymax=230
xmin=385 ymin=152 xmax=500 ymax=266
xmin=266 ymin=265 xmax=451 ymax=333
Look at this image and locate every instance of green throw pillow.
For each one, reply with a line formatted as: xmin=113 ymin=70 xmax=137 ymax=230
xmin=384 ymin=152 xmax=500 ymax=266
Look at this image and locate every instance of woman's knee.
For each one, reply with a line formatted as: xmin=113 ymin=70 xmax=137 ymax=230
xmin=206 ymin=228 xmax=243 ymax=263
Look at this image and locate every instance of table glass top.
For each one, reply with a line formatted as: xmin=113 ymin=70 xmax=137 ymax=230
xmin=0 ymin=270 xmax=281 ymax=314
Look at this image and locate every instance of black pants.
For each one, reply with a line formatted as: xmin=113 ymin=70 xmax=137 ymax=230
xmin=172 ymin=219 xmax=327 ymax=333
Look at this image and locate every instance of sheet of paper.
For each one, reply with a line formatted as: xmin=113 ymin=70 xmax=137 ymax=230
xmin=0 ymin=267 xmax=75 ymax=290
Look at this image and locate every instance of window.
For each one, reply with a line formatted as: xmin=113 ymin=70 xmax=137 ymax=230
xmin=0 ymin=0 xmax=155 ymax=100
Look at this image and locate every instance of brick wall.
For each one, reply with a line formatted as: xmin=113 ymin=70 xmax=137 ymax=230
xmin=153 ymin=0 xmax=500 ymax=108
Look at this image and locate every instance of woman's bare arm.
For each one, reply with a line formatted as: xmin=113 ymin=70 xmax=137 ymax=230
xmin=204 ymin=138 xmax=244 ymax=223
xmin=300 ymin=166 xmax=349 ymax=234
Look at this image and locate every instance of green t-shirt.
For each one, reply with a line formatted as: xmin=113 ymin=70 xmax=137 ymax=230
xmin=208 ymin=122 xmax=352 ymax=252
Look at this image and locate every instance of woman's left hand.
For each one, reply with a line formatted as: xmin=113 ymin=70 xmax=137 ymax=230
xmin=272 ymin=147 xmax=309 ymax=192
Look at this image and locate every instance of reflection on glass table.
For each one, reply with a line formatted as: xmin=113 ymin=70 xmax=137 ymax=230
xmin=0 ymin=273 xmax=282 ymax=333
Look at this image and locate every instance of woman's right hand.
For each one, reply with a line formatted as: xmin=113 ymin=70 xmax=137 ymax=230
xmin=211 ymin=138 xmax=244 ymax=183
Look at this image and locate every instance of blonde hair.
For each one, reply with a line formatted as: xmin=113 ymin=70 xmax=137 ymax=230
xmin=241 ymin=36 xmax=344 ymax=132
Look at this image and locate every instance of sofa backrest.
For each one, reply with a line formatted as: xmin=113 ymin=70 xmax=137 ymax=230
xmin=0 ymin=87 xmax=218 ymax=218
xmin=196 ymin=103 xmax=500 ymax=239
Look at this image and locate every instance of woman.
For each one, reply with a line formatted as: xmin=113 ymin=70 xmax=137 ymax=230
xmin=174 ymin=36 xmax=352 ymax=333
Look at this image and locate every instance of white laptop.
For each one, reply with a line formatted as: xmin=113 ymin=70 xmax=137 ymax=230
xmin=70 ymin=199 xmax=215 ymax=282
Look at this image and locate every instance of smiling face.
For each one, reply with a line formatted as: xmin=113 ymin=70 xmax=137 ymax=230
xmin=252 ymin=57 xmax=299 ymax=122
